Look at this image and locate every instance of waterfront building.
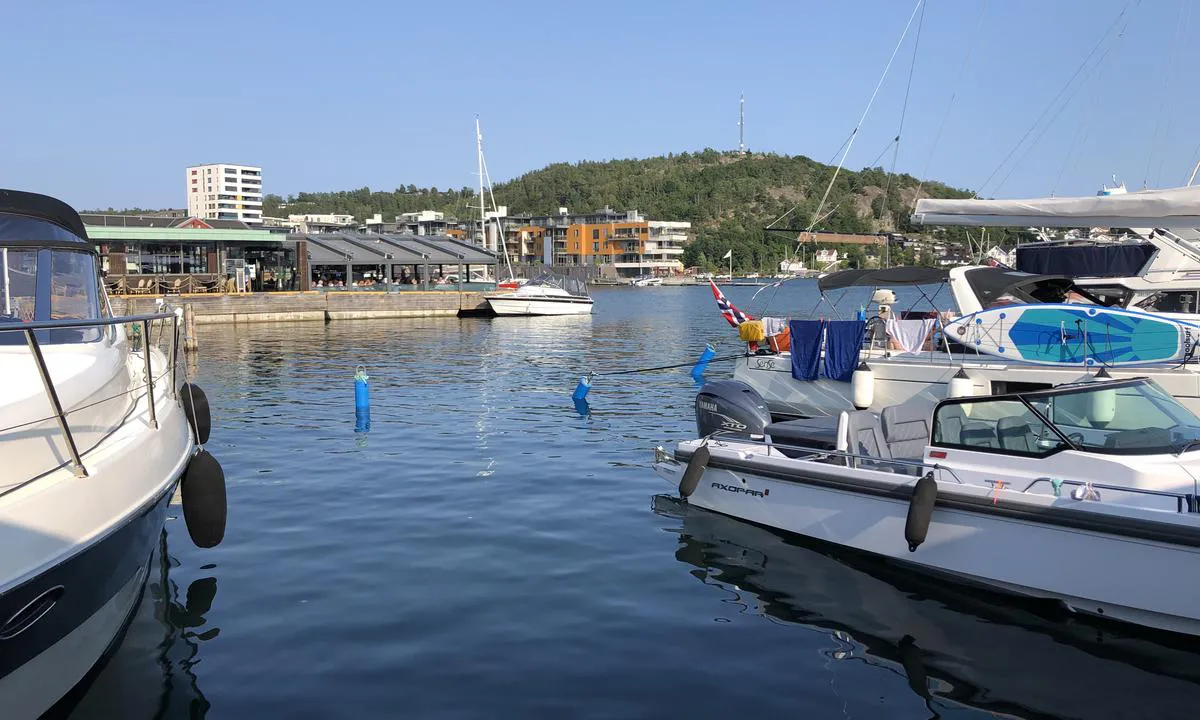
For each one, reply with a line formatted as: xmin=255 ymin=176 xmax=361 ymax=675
xmin=83 ymin=213 xmax=497 ymax=293
xmin=186 ymin=163 xmax=264 ymax=225
xmin=261 ymin=213 xmax=357 ymax=234
xmin=473 ymin=206 xmax=691 ymax=278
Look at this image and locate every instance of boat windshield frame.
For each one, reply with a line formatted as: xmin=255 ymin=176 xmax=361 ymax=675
xmin=932 ymin=377 xmax=1200 ymax=457
xmin=526 ymin=271 xmax=589 ymax=297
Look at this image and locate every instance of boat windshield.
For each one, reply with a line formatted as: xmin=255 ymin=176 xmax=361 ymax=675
xmin=0 ymin=245 xmax=106 ymax=344
xmin=526 ymin=272 xmax=588 ymax=297
xmin=933 ymin=379 xmax=1200 ymax=456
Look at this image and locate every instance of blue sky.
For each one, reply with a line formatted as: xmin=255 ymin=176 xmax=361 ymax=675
xmin=1 ymin=0 xmax=1196 ymax=210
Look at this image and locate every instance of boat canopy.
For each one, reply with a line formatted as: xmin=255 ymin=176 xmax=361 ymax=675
xmin=911 ymin=186 xmax=1200 ymax=229
xmin=817 ymin=267 xmax=948 ymax=292
xmin=1014 ymin=243 xmax=1156 ymax=278
xmin=962 ymin=267 xmax=1077 ymax=307
xmin=0 ymin=189 xmax=91 ymax=248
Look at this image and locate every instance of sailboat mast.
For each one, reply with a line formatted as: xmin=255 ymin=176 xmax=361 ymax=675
xmin=476 ymin=118 xmax=486 ymax=251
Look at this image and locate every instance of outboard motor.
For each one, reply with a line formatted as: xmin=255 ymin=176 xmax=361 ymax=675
xmin=695 ymin=380 xmax=772 ymax=438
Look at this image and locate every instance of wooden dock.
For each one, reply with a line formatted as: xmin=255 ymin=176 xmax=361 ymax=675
xmin=111 ymin=290 xmax=491 ymax=324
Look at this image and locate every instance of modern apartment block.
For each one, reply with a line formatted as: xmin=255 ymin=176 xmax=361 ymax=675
xmin=186 ymin=163 xmax=264 ymax=225
xmin=506 ymin=208 xmax=690 ymax=276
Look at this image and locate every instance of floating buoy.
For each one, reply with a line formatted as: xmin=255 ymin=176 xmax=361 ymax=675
xmin=851 ymin=361 xmax=874 ymax=410
xmin=905 ymin=473 xmax=937 ymax=552
xmin=678 ymin=444 xmax=711 ymax=498
xmin=354 ymin=365 xmax=370 ymax=410
xmin=179 ymin=383 xmax=211 ymax=445
xmin=181 ymin=450 xmax=227 ymax=548
xmin=947 ymin=367 xmax=973 ymax=399
xmin=572 ymin=374 xmax=592 ymax=401
xmin=691 ymin=344 xmax=717 ymax=380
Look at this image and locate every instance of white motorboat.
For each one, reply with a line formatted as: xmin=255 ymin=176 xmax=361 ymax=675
xmin=0 ymin=189 xmax=226 ymax=718
xmin=485 ymin=272 xmax=594 ymax=316
xmin=654 ymin=376 xmax=1200 ymax=637
xmin=631 ymin=275 xmax=663 ymax=287
xmin=914 ymin=183 xmax=1200 ymax=321
xmin=733 ymin=265 xmax=1200 ymax=419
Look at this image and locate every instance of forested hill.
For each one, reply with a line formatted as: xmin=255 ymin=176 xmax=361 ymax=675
xmin=262 ymin=149 xmax=977 ymax=269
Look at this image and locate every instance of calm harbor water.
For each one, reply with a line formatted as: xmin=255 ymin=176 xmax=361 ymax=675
xmin=69 ymin=283 xmax=1200 ymax=719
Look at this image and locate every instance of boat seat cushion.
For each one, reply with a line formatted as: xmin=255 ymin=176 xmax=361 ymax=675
xmin=842 ymin=410 xmax=893 ymax=471
xmin=880 ymin=404 xmax=930 ymax=461
xmin=997 ymin=416 xmax=1035 ymax=453
xmin=766 ymin=416 xmax=841 ymax=451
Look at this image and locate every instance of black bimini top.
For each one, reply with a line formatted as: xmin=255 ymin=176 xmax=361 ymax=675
xmin=817 ymin=266 xmax=949 ymax=292
xmin=0 ymin=188 xmax=90 ymax=247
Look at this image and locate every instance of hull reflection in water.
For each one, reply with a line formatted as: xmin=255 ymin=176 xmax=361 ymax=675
xmin=653 ymin=495 xmax=1200 ymax=719
xmin=65 ymin=530 xmax=216 ymax=719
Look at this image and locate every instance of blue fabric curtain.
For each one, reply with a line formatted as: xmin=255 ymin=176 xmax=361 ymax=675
xmin=789 ymin=319 xmax=825 ymax=381
xmin=823 ymin=320 xmax=865 ymax=382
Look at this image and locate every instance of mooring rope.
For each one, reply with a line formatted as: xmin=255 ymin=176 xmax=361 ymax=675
xmin=589 ymin=353 xmax=747 ymax=377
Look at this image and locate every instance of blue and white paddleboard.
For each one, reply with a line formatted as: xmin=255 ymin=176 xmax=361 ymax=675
xmin=945 ymin=304 xmax=1199 ymax=366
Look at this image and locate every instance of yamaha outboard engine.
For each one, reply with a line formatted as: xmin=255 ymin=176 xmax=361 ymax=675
xmin=695 ymin=380 xmax=772 ymax=438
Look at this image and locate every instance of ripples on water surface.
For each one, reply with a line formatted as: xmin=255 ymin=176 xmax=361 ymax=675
xmin=69 ymin=285 xmax=1200 ymax=719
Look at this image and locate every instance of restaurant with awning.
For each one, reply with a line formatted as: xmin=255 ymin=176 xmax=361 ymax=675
xmin=294 ymin=232 xmax=498 ymax=290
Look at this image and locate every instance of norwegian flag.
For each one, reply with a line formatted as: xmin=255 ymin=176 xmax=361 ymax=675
xmin=710 ymin=280 xmax=752 ymax=328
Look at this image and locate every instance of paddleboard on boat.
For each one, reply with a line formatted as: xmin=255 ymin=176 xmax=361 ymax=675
xmin=945 ymin=304 xmax=1199 ymax=366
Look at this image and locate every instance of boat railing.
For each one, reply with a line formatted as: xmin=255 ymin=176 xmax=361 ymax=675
xmin=698 ymin=431 xmax=971 ymax=485
xmin=0 ymin=311 xmax=180 ymax=479
xmin=672 ymin=434 xmax=1200 ymax=515
xmin=1022 ymin=477 xmax=1200 ymax=514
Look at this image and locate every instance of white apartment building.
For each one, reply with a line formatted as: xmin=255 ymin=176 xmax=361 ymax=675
xmin=186 ymin=163 xmax=264 ymax=225
xmin=645 ymin=220 xmax=690 ymax=274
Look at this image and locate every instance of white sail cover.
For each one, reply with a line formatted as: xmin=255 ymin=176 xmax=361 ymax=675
xmin=911 ymin=186 xmax=1200 ymax=228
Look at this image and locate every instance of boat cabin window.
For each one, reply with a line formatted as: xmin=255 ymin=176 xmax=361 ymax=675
xmin=0 ymin=247 xmax=104 ymax=344
xmin=1135 ymin=291 xmax=1200 ymax=314
xmin=933 ymin=399 xmax=1068 ymax=457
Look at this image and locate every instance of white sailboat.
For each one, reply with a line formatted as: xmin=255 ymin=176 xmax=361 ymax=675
xmin=473 ymin=120 xmax=592 ymax=316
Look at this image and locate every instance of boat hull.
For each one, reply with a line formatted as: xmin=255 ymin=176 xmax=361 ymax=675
xmin=656 ymin=451 xmax=1200 ymax=636
xmin=486 ymin=295 xmax=593 ymax=316
xmin=0 ymin=349 xmax=194 ymax=719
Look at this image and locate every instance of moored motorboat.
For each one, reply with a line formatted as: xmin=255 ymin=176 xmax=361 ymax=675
xmin=654 ymin=376 xmax=1200 ymax=636
xmin=485 ymin=272 xmax=594 ymax=316
xmin=731 ymin=265 xmax=1200 ymax=418
xmin=0 ymin=189 xmax=227 ymax=718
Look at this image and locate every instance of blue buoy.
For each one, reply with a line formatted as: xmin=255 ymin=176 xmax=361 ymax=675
xmin=691 ymin=344 xmax=716 ymax=380
xmin=572 ymin=374 xmax=592 ymax=401
xmin=355 ymin=365 xmax=370 ymax=410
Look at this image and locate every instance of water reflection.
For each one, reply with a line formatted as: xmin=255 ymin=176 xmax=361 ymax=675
xmin=67 ymin=531 xmax=217 ymax=720
xmin=655 ymin=495 xmax=1200 ymax=719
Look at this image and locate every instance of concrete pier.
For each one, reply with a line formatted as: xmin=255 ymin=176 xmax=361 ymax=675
xmin=111 ymin=291 xmax=490 ymax=324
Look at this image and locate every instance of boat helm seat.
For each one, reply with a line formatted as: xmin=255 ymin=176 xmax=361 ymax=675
xmin=880 ymin=404 xmax=931 ymax=464
xmin=839 ymin=410 xmax=894 ymax=472
xmin=934 ymin=404 xmax=969 ymax=445
xmin=959 ymin=421 xmax=999 ymax=449
xmin=997 ymin=417 xmax=1036 ymax=453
